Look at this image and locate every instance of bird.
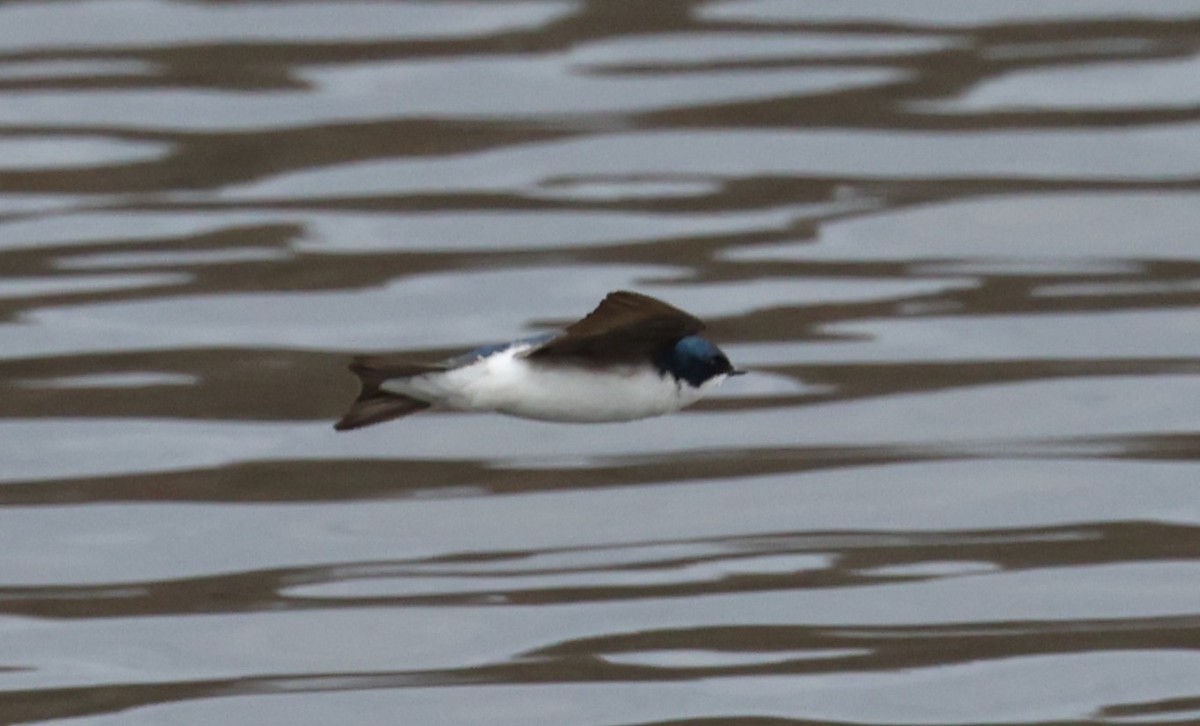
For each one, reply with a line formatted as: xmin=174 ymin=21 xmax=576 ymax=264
xmin=334 ymin=290 xmax=744 ymax=430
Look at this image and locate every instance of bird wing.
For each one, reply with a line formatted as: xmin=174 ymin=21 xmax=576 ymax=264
xmin=526 ymin=290 xmax=704 ymax=360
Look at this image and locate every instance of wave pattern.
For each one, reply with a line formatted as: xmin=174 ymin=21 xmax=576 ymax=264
xmin=1 ymin=1 xmax=1199 ymax=724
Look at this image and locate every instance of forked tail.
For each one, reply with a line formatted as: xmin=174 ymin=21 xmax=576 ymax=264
xmin=333 ymin=355 xmax=442 ymax=431
xmin=334 ymin=388 xmax=430 ymax=431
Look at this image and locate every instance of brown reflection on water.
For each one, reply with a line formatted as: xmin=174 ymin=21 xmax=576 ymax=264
xmin=1 ymin=521 xmax=1195 ymax=618
xmin=1 ymin=516 xmax=1195 ymax=723
xmin=7 ymin=610 xmax=1197 ymax=720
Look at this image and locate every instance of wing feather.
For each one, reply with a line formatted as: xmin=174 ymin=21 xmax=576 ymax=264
xmin=528 ymin=291 xmax=704 ymax=360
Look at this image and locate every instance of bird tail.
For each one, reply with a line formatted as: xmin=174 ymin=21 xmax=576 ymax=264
xmin=334 ymin=388 xmax=430 ymax=431
xmin=334 ymin=355 xmax=441 ymax=431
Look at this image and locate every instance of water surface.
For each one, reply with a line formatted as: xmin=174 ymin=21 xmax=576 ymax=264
xmin=2 ymin=1 xmax=1199 ymax=724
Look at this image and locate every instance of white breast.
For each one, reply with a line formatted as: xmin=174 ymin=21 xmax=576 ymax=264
xmin=385 ymin=346 xmax=722 ymax=422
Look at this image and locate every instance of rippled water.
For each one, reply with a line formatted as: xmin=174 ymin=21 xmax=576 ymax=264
xmin=3 ymin=2 xmax=1200 ymax=724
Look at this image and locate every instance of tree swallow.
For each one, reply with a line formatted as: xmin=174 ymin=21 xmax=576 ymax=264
xmin=335 ymin=290 xmax=744 ymax=430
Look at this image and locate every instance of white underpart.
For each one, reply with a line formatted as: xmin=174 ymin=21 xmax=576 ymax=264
xmin=381 ymin=344 xmax=725 ymax=422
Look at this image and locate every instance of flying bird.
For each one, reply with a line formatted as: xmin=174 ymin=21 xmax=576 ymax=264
xmin=335 ymin=290 xmax=743 ymax=430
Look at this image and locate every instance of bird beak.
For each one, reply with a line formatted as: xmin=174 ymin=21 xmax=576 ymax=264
xmin=729 ymin=369 xmax=748 ymax=376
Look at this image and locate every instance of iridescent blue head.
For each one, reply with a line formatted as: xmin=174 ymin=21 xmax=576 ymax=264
xmin=657 ymin=335 xmax=743 ymax=387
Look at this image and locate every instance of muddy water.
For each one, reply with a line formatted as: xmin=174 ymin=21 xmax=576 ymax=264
xmin=2 ymin=1 xmax=1200 ymax=724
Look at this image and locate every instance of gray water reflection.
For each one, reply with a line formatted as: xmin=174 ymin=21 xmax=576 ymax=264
xmin=2 ymin=0 xmax=1200 ymax=725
